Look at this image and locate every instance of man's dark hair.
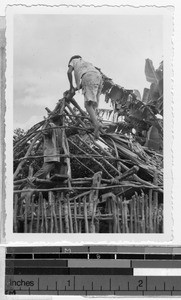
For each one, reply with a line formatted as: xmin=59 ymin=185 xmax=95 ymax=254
xmin=49 ymin=114 xmax=62 ymax=124
xmin=68 ymin=55 xmax=82 ymax=66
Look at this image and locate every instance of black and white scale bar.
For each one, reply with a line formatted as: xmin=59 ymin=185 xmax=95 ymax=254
xmin=6 ymin=259 xmax=181 ymax=269
xmin=6 ymin=252 xmax=181 ymax=260
xmin=34 ymin=253 xmax=88 ymax=259
xmin=6 ymin=260 xmax=68 ymax=268
xmin=6 ymin=268 xmax=133 ymax=275
xmin=117 ymin=254 xmax=144 ymax=260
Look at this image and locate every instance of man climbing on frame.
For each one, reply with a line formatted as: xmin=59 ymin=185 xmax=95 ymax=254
xmin=19 ymin=114 xmax=68 ymax=209
xmin=67 ymin=55 xmax=103 ymax=139
xmin=33 ymin=114 xmax=68 ymax=180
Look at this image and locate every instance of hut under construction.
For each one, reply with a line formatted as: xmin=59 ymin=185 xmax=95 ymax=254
xmin=13 ymin=59 xmax=163 ymax=233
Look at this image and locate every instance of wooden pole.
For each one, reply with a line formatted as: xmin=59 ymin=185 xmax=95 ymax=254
xmin=141 ymin=193 xmax=145 ymax=233
xmin=135 ymin=193 xmax=140 ymax=233
xmin=58 ymin=193 xmax=63 ymax=233
xmin=30 ymin=195 xmax=35 ymax=233
xmin=89 ymin=172 xmax=102 ymax=233
xmin=145 ymin=194 xmax=149 ymax=233
xmin=133 ymin=195 xmax=137 ymax=233
xmin=117 ymin=197 xmax=121 ymax=233
xmin=67 ymin=196 xmax=73 ymax=233
xmin=130 ymin=197 xmax=133 ymax=233
xmin=78 ymin=136 xmax=117 ymax=178
xmin=13 ymin=195 xmax=18 ymax=233
xmin=93 ymin=137 xmax=163 ymax=191
xmin=153 ymin=173 xmax=158 ymax=233
xmin=72 ymin=156 xmax=94 ymax=175
xmin=149 ymin=189 xmax=153 ymax=233
xmin=14 ymin=131 xmax=38 ymax=152
xmin=83 ymin=196 xmax=89 ymax=233
xmin=64 ymin=199 xmax=70 ymax=233
xmin=14 ymin=132 xmax=42 ymax=180
xmin=122 ymin=199 xmax=125 ymax=233
xmin=24 ymin=195 xmax=28 ymax=233
xmin=112 ymin=199 xmax=117 ymax=233
xmin=78 ymin=197 xmax=82 ymax=233
xmin=49 ymin=191 xmax=54 ymax=233
xmin=40 ymin=193 xmax=44 ymax=233
xmin=69 ymin=138 xmax=114 ymax=179
xmin=74 ymin=199 xmax=78 ymax=233
xmin=43 ymin=197 xmax=48 ymax=233
xmin=36 ymin=194 xmax=40 ymax=233
xmin=52 ymin=194 xmax=58 ymax=233
xmin=125 ymin=200 xmax=129 ymax=233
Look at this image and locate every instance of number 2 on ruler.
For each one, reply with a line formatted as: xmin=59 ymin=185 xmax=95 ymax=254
xmin=138 ymin=280 xmax=143 ymax=288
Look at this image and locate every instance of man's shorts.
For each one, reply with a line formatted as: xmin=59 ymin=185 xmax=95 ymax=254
xmin=81 ymin=71 xmax=103 ymax=108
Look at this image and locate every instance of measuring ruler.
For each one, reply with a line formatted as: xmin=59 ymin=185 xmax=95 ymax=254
xmin=5 ymin=246 xmax=181 ymax=296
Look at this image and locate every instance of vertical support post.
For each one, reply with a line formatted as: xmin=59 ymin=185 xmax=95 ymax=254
xmin=141 ymin=192 xmax=145 ymax=233
xmin=78 ymin=197 xmax=82 ymax=233
xmin=52 ymin=193 xmax=58 ymax=233
xmin=30 ymin=195 xmax=35 ymax=233
xmin=149 ymin=189 xmax=153 ymax=233
xmin=83 ymin=196 xmax=89 ymax=233
xmin=64 ymin=199 xmax=69 ymax=233
xmin=74 ymin=199 xmax=78 ymax=233
xmin=130 ymin=198 xmax=133 ymax=233
xmin=153 ymin=173 xmax=158 ymax=233
xmin=145 ymin=194 xmax=149 ymax=233
xmin=40 ymin=193 xmax=44 ymax=233
xmin=36 ymin=194 xmax=40 ymax=233
xmin=89 ymin=172 xmax=102 ymax=233
xmin=44 ymin=197 xmax=48 ymax=233
xmin=58 ymin=193 xmax=63 ymax=233
xmin=13 ymin=194 xmax=18 ymax=233
xmin=67 ymin=195 xmax=73 ymax=233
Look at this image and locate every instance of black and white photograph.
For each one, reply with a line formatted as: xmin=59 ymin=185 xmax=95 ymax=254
xmin=5 ymin=5 xmax=172 ymax=240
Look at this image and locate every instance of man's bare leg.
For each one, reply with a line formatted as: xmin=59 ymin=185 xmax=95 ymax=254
xmin=85 ymin=102 xmax=101 ymax=139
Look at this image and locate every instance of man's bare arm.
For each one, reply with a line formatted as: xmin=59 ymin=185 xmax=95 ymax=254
xmin=67 ymin=65 xmax=74 ymax=90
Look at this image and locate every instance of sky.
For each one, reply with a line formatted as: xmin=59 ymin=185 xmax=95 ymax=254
xmin=13 ymin=13 xmax=163 ymax=130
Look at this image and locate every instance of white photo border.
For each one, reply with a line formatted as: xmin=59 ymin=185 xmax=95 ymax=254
xmin=5 ymin=4 xmax=173 ymax=245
